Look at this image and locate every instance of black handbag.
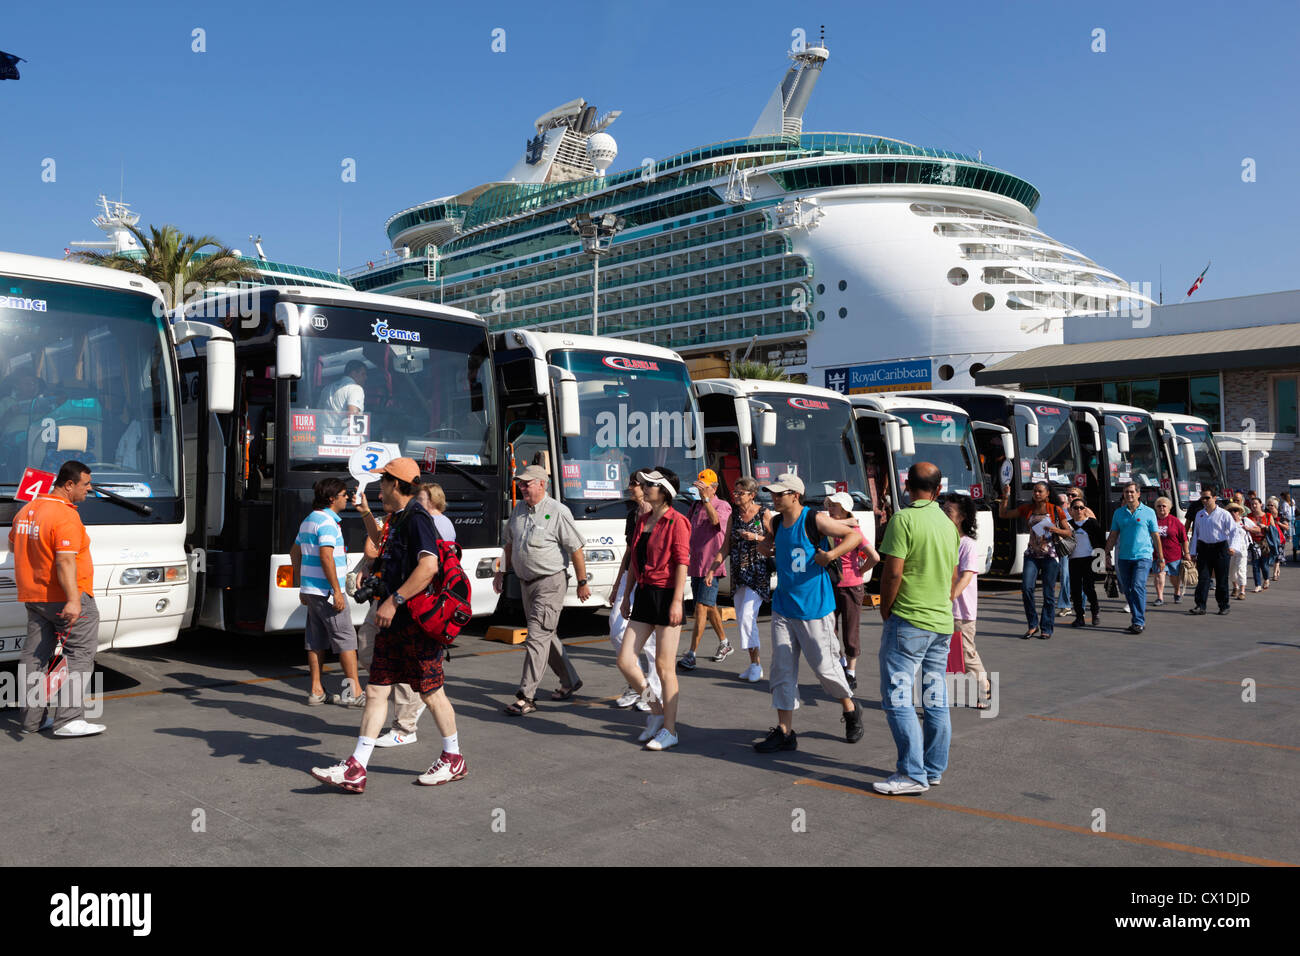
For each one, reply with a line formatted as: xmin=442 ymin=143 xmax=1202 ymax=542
xmin=1103 ymin=571 xmax=1120 ymax=599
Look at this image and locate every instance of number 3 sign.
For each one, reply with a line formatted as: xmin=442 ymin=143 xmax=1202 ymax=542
xmin=348 ymin=442 xmax=402 ymax=489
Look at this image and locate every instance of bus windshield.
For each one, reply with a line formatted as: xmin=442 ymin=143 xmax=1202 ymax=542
xmin=288 ymin=306 xmax=496 ymax=471
xmin=1018 ymin=402 xmax=1080 ymax=488
xmin=0 ymin=279 xmax=179 ymax=522
xmin=1170 ymin=421 xmax=1224 ymax=505
xmin=893 ymin=408 xmax=982 ymax=502
xmin=753 ymin=393 xmax=868 ymax=507
xmin=550 ymin=350 xmax=702 ymax=504
xmin=1106 ymin=413 xmax=1161 ymax=490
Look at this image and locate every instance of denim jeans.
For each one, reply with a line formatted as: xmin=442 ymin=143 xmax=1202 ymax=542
xmin=1115 ymin=557 xmax=1152 ymax=628
xmin=1251 ymin=549 xmax=1269 ymax=587
xmin=878 ymin=614 xmax=951 ymax=784
xmin=1056 ymin=556 xmax=1072 ymax=609
xmin=1021 ymin=555 xmax=1059 ymax=634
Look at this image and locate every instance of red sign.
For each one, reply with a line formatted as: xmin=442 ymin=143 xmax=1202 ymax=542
xmin=292 ymin=413 xmax=316 ymax=431
xmin=603 ymin=356 xmax=660 ymax=372
xmin=1161 ymin=478 xmax=1171 ymax=491
xmin=788 ymin=397 xmax=830 ymax=411
xmin=920 ymin=412 xmax=953 ymax=424
xmin=422 ymin=447 xmax=437 ymax=473
xmin=754 ymin=465 xmax=771 ymax=481
xmin=1075 ymin=473 xmax=1087 ymax=488
xmin=562 ymin=464 xmax=580 ymax=478
xmin=970 ymin=483 xmax=984 ymax=500
xmin=834 ymin=481 xmax=848 ymax=493
xmin=1122 ymin=415 xmax=1143 ymax=424
xmin=1035 ymin=406 xmax=1062 ymax=415
xmin=1185 ymin=424 xmax=1205 ymax=432
xmin=15 ymin=468 xmax=55 ymax=502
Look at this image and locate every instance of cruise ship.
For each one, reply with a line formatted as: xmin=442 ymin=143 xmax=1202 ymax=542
xmin=349 ymin=37 xmax=1154 ymax=392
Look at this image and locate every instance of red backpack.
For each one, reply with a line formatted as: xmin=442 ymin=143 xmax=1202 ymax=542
xmin=407 ymin=538 xmax=473 ymax=645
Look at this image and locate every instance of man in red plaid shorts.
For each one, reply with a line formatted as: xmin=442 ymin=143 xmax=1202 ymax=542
xmin=310 ymin=458 xmax=466 ymax=793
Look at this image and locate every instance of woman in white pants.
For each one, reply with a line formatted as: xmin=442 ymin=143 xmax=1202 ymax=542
xmin=1227 ymin=503 xmax=1250 ymax=599
xmin=708 ymin=477 xmax=772 ymax=682
xmin=609 ymin=472 xmax=660 ymax=708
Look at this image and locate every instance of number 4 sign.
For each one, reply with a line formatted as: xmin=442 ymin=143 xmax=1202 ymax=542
xmin=15 ymin=468 xmax=55 ymax=502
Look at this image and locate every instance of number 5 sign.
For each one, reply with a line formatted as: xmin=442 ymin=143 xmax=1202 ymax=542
xmin=15 ymin=468 xmax=55 ymax=502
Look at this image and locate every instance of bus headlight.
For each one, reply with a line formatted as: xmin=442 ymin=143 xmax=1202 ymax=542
xmin=585 ymin=549 xmax=616 ymax=564
xmin=120 ymin=565 xmax=188 ymax=586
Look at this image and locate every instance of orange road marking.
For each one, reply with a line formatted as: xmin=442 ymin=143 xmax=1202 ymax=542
xmin=1166 ymin=675 xmax=1300 ymax=691
xmin=793 ymin=779 xmax=1298 ymax=867
xmin=1026 ymin=715 xmax=1300 ymax=751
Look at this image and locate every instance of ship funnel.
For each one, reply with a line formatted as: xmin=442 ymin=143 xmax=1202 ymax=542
xmin=749 ymin=30 xmax=830 ymax=140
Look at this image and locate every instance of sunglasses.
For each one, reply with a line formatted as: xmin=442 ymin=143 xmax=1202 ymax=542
xmin=1070 ymin=503 xmax=1084 ymax=510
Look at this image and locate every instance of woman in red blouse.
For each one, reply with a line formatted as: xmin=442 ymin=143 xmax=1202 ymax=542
xmin=618 ymin=469 xmax=690 ymax=751
xmin=1153 ymin=497 xmax=1188 ymax=605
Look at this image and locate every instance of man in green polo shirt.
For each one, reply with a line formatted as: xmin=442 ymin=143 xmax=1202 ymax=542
xmin=873 ymin=461 xmax=960 ymax=795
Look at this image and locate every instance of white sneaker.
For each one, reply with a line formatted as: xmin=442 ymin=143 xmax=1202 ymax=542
xmin=52 ymin=719 xmax=106 ymax=738
xmin=615 ymin=686 xmax=641 ymax=709
xmin=637 ymin=715 xmax=665 ymax=743
xmin=634 ymin=697 xmax=652 ymax=712
xmin=374 ymin=729 xmax=417 ymax=748
xmin=644 ymin=727 xmax=679 ymax=751
xmin=331 ymin=679 xmax=366 ymax=708
xmin=739 ymin=663 xmax=763 ymax=682
xmin=872 ymin=772 xmax=929 ymax=795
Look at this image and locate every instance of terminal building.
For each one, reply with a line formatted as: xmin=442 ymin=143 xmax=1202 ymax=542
xmin=977 ymin=289 xmax=1300 ymax=498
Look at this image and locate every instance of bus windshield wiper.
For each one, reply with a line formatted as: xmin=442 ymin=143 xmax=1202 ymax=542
xmin=436 ymin=458 xmax=487 ymax=491
xmin=584 ymin=498 xmax=631 ymax=515
xmin=92 ymin=484 xmax=154 ymax=516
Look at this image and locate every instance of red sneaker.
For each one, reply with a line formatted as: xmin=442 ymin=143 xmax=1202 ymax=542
xmin=310 ymin=755 xmax=367 ymax=793
xmin=416 ymin=751 xmax=467 ymax=786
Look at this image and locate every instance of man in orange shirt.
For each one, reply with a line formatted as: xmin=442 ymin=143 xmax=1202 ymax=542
xmin=10 ymin=460 xmax=104 ymax=737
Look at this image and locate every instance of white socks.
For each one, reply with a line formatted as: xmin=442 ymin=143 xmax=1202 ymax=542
xmin=352 ymin=736 xmax=376 ymax=768
xmin=442 ymin=733 xmax=460 ymax=755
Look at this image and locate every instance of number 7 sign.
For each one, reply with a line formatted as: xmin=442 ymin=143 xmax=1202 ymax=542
xmin=15 ymin=468 xmax=55 ymax=502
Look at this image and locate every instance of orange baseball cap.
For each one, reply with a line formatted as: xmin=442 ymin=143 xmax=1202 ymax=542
xmin=697 ymin=468 xmax=719 ymax=485
xmin=381 ymin=457 xmax=422 ymax=483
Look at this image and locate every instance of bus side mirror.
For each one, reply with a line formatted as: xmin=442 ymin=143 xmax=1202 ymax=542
xmin=885 ymin=420 xmax=901 ymax=453
xmin=1000 ymin=433 xmax=1014 ymax=462
xmin=734 ymin=397 xmax=753 ymax=448
xmin=899 ymin=423 xmax=916 ymax=458
xmin=557 ymin=372 xmax=580 ymax=437
xmin=1024 ymin=421 xmax=1039 ymax=449
xmin=276 ymin=334 xmax=302 ymax=380
xmin=274 ymin=301 xmax=301 ymax=336
xmin=207 ymin=338 xmax=235 ymax=414
xmin=1117 ymin=429 xmax=1130 ymax=455
xmin=1181 ymin=439 xmax=1197 ymax=473
xmin=758 ymin=406 xmax=777 ymax=447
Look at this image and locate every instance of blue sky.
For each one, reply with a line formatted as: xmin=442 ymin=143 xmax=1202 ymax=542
xmin=2 ymin=0 xmax=1297 ymax=301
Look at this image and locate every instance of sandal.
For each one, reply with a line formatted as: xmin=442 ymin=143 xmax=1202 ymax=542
xmin=1023 ymin=628 xmax=1039 ymax=640
xmin=504 ymin=698 xmax=537 ymax=716
xmin=550 ymin=681 xmax=584 ymax=701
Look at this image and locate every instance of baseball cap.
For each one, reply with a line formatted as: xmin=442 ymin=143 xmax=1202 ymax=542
xmin=514 ymin=464 xmax=549 ymax=483
xmin=826 ymin=491 xmax=854 ymax=513
xmin=764 ymin=473 xmax=805 ymax=496
xmin=380 ymin=457 xmax=421 ymax=483
xmin=697 ymin=468 xmax=719 ymax=485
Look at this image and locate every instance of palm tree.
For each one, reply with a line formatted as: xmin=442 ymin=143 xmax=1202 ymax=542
xmin=730 ymin=358 xmax=788 ymax=381
xmin=71 ymin=223 xmax=258 ymax=310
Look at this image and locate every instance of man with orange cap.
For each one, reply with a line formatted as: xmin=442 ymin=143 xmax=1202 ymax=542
xmin=678 ymin=468 xmax=732 ymax=671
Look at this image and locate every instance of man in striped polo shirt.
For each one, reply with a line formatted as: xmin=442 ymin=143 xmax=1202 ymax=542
xmin=291 ymin=477 xmax=361 ymax=706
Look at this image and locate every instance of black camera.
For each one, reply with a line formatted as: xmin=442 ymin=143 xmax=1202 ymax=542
xmin=352 ymin=574 xmax=389 ymax=604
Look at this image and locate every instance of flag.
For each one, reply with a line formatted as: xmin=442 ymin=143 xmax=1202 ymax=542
xmin=0 ymin=50 xmax=25 ymax=81
xmin=1186 ymin=261 xmax=1210 ymax=297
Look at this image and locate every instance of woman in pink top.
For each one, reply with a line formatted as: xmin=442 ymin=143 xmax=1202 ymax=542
xmin=824 ymin=492 xmax=879 ymax=690
xmin=944 ymin=494 xmax=989 ymax=709
xmin=1153 ymin=497 xmax=1187 ymax=605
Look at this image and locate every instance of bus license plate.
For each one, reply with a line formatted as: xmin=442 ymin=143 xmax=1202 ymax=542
xmin=0 ymin=636 xmax=25 ymax=653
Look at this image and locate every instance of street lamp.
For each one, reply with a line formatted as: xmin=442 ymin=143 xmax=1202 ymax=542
xmin=567 ymin=211 xmax=625 ymax=336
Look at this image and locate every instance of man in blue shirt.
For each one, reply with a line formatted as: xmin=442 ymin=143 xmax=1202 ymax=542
xmin=291 ymin=478 xmax=361 ymax=705
xmin=1104 ymin=483 xmax=1165 ymax=634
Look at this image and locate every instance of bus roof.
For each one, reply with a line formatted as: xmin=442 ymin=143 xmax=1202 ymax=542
xmin=895 ymin=386 xmax=1065 ymax=406
xmin=1066 ymin=400 xmax=1153 ymax=418
xmin=849 ymin=393 xmax=971 ymax=417
xmin=497 ymin=329 xmax=688 ymax=364
xmin=183 ymin=284 xmax=485 ymax=327
xmin=694 ymin=378 xmax=850 ymax=402
xmin=0 ymin=250 xmax=166 ymax=302
xmin=1153 ymin=412 xmax=1213 ymax=427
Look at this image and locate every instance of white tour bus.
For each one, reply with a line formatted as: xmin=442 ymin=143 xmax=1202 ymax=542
xmin=492 ymin=330 xmax=703 ymax=609
xmin=695 ymin=378 xmax=874 ymax=586
xmin=0 ymin=252 xmax=233 ymax=660
xmin=1154 ymin=412 xmax=1228 ymax=521
xmin=849 ymin=392 xmax=996 ymax=573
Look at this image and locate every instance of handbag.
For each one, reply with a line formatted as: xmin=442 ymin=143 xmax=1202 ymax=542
xmin=946 ymin=628 xmax=965 ymax=674
xmin=806 ymin=507 xmax=842 ymax=586
xmin=44 ymin=629 xmax=70 ymax=700
xmin=1051 ymin=506 xmax=1075 ymax=560
xmin=1103 ymin=571 xmax=1119 ymax=599
xmin=1183 ymin=561 xmax=1198 ymax=588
